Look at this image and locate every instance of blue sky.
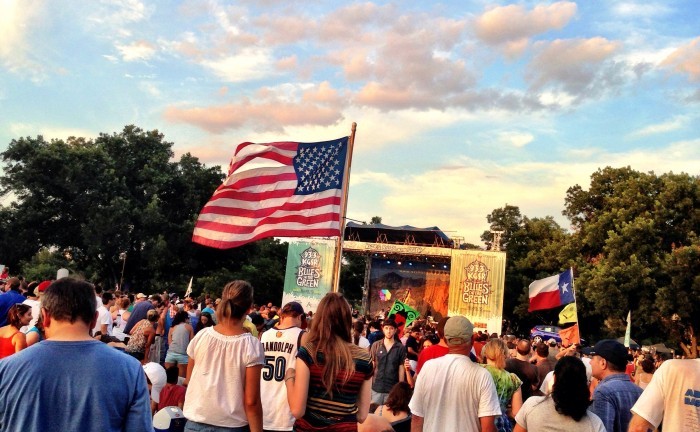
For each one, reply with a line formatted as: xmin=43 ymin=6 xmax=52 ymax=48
xmin=1 ymin=0 xmax=698 ymax=244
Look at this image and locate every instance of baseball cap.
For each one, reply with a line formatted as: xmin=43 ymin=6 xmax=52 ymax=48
xmin=443 ymin=316 xmax=474 ymax=345
xmin=589 ymin=339 xmax=628 ymax=370
xmin=281 ymin=301 xmax=304 ymax=317
xmin=143 ymin=362 xmax=167 ymax=404
xmin=136 ymin=293 xmax=147 ymax=299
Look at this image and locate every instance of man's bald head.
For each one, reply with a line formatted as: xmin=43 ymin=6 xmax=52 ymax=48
xmin=516 ymin=339 xmax=532 ymax=356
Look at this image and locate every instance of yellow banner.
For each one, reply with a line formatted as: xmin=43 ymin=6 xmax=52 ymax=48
xmin=559 ymin=303 xmax=578 ymax=324
xmin=447 ymin=250 xmax=506 ymax=335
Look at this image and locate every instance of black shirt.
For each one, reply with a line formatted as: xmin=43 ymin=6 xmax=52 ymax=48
xmin=405 ymin=335 xmax=420 ymax=361
xmin=370 ymin=339 xmax=407 ymax=393
xmin=505 ymin=357 xmax=540 ymax=401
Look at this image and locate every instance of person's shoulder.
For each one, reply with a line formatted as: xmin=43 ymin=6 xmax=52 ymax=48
xmin=350 ymin=343 xmax=372 ymax=361
xmin=521 ymin=395 xmax=547 ymax=411
xmin=585 ymin=409 xmax=606 ymax=429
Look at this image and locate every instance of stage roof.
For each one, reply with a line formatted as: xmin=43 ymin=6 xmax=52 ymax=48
xmin=343 ymin=221 xmax=452 ymax=247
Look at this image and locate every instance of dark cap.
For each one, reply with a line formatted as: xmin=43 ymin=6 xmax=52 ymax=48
xmin=590 ymin=339 xmax=628 ymax=370
xmin=383 ymin=319 xmax=398 ymax=329
xmin=281 ymin=301 xmax=304 ymax=317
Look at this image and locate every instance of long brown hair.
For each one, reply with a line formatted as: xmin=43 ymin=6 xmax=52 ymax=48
xmin=7 ymin=304 xmax=31 ymax=329
xmin=217 ymin=280 xmax=254 ymax=321
xmin=306 ymin=292 xmax=355 ymax=396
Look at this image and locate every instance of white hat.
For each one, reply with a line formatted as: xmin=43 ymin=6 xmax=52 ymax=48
xmin=143 ymin=362 xmax=167 ymax=403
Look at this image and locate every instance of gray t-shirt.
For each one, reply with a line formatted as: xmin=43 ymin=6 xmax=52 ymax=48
xmin=515 ymin=396 xmax=605 ymax=432
xmin=169 ymin=323 xmax=191 ymax=355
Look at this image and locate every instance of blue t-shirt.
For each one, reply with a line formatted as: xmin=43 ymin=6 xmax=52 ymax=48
xmin=124 ymin=301 xmax=155 ymax=334
xmin=0 ymin=290 xmax=26 ymax=327
xmin=0 ymin=340 xmax=152 ymax=431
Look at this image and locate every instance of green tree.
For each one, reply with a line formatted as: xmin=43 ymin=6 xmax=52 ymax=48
xmin=480 ymin=204 xmax=522 ymax=251
xmin=479 ymin=205 xmax=571 ymax=333
xmin=563 ymin=167 xmax=700 ymax=342
xmin=19 ymin=249 xmax=77 ymax=281
xmin=0 ymin=125 xmax=291 ymax=296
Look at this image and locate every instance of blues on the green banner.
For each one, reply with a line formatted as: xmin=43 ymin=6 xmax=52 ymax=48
xmin=281 ymin=239 xmax=336 ymax=312
xmin=387 ymin=300 xmax=420 ymax=337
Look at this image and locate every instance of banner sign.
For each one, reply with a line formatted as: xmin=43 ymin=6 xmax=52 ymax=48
xmin=282 ymin=239 xmax=336 ymax=313
xmin=343 ymin=241 xmax=453 ymax=257
xmin=447 ymin=251 xmax=506 ymax=335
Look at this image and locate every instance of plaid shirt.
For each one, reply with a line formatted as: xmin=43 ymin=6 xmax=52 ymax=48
xmin=591 ymin=373 xmax=643 ymax=432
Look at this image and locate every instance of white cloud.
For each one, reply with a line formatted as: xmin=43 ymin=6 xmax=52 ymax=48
xmin=612 ymin=2 xmax=671 ymax=18
xmin=498 ymin=131 xmax=534 ymax=148
xmin=474 ymin=2 xmax=577 ymax=46
xmin=201 ymin=48 xmax=276 ymax=83
xmin=138 ymin=81 xmax=161 ymax=97
xmin=347 ymin=140 xmax=700 ymax=244
xmin=0 ymin=0 xmax=48 ymax=81
xmin=661 ymin=37 xmax=700 ymax=82
xmin=628 ymin=116 xmax=688 ymax=138
xmin=115 ymin=40 xmax=157 ymax=62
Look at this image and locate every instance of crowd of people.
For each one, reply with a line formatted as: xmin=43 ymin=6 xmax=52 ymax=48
xmin=0 ymin=275 xmax=697 ymax=432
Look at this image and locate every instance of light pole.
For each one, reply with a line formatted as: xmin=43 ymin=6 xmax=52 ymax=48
xmin=119 ymin=252 xmax=127 ymax=290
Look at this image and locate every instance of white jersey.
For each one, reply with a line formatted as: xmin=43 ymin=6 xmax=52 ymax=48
xmin=260 ymin=326 xmax=304 ymax=431
xmin=631 ymin=359 xmax=700 ymax=432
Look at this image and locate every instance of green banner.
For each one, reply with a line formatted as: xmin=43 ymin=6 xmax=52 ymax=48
xmin=387 ymin=300 xmax=420 ymax=337
xmin=282 ymin=239 xmax=336 ymax=312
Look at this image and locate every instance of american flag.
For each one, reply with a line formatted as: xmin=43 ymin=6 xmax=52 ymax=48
xmin=192 ymin=137 xmax=349 ymax=249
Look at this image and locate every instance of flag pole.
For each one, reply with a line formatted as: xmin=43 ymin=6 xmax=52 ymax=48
xmin=331 ymin=123 xmax=357 ymax=292
xmin=570 ymin=267 xmax=581 ymax=344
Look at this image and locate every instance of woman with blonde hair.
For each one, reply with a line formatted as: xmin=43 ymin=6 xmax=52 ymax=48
xmin=286 ymin=292 xmax=374 ymax=431
xmin=183 ymin=280 xmax=264 ymax=432
xmin=125 ymin=309 xmax=158 ymax=364
xmin=0 ymin=304 xmax=32 ymax=358
xmin=481 ymin=338 xmax=523 ymax=432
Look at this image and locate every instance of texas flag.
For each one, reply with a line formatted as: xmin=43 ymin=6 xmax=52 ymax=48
xmin=528 ymin=269 xmax=575 ymax=312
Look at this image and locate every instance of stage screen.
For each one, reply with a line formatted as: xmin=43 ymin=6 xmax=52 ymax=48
xmin=368 ymin=258 xmax=450 ymax=321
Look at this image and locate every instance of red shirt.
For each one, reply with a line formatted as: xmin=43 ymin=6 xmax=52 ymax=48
xmin=416 ymin=344 xmax=449 ymax=375
xmin=158 ymin=383 xmax=186 ymax=410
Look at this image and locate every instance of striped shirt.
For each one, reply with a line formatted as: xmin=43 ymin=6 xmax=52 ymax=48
xmin=294 ymin=343 xmax=374 ymax=431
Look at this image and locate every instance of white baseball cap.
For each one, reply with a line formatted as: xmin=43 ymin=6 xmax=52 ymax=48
xmin=143 ymin=362 xmax=167 ymax=403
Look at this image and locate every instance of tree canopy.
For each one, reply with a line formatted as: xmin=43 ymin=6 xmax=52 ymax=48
xmin=488 ymin=167 xmax=699 ymax=347
xmin=0 ymin=126 xmax=287 ymax=303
